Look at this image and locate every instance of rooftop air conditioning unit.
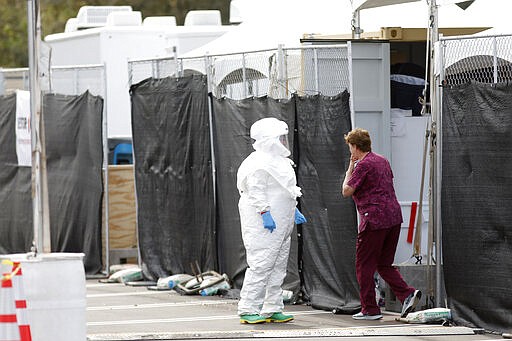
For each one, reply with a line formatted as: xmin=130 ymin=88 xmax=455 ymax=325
xmin=229 ymin=0 xmax=247 ymax=24
xmin=184 ymin=10 xmax=222 ymax=26
xmin=76 ymin=6 xmax=133 ymax=29
xmin=106 ymin=11 xmax=142 ymax=27
xmin=143 ymin=16 xmax=177 ymax=27
xmin=64 ymin=18 xmax=79 ymax=33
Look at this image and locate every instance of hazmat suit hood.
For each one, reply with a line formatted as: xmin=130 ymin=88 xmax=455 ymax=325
xmin=250 ymin=117 xmax=291 ymax=157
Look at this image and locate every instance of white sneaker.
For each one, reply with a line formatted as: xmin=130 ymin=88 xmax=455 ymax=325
xmin=401 ymin=289 xmax=422 ymax=317
xmin=352 ymin=312 xmax=383 ymax=320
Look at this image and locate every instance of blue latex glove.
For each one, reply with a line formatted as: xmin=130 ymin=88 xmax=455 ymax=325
xmin=261 ymin=211 xmax=276 ymax=232
xmin=295 ymin=208 xmax=307 ymax=224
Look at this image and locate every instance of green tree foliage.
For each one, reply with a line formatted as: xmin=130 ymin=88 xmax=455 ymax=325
xmin=0 ymin=0 xmax=29 ymax=67
xmin=0 ymin=0 xmax=230 ymax=67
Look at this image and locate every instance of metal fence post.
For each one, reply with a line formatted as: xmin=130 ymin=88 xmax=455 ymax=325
xmin=0 ymin=70 xmax=4 ymax=94
xmin=204 ymin=53 xmax=211 ymax=93
xmin=101 ymin=63 xmax=111 ymax=275
xmin=74 ymin=68 xmax=79 ymax=95
xmin=242 ymin=52 xmax=247 ymax=98
xmin=347 ymin=42 xmax=356 ymax=127
xmin=27 ymin=0 xmax=51 ymax=253
xmin=151 ymin=60 xmax=157 ymax=79
xmin=277 ymin=44 xmax=286 ymax=98
xmin=127 ymin=61 xmax=133 ymax=86
xmin=207 ymin=94 xmax=216 ymax=229
xmin=284 ymin=48 xmax=289 ymax=97
xmin=313 ymin=48 xmax=319 ymax=94
xmin=437 ymin=38 xmax=446 ymax=308
xmin=493 ymin=36 xmax=498 ymax=84
xmin=156 ymin=59 xmax=161 ymax=79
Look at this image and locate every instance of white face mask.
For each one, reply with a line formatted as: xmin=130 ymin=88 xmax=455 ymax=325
xmin=272 ymin=136 xmax=291 ymax=157
xmin=253 ymin=136 xmax=290 ymax=157
xmin=279 ymin=134 xmax=289 ymax=150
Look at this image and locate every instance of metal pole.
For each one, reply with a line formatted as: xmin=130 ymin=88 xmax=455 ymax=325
xmin=493 ymin=37 xmax=498 ymax=84
xmin=156 ymin=59 xmax=161 ymax=79
xmin=173 ymin=46 xmax=179 ymax=78
xmin=436 ymin=38 xmax=445 ymax=307
xmin=428 ymin=0 xmax=443 ymax=308
xmin=0 ymin=70 xmax=4 ymax=94
xmin=347 ymin=42 xmax=355 ymax=128
xmin=27 ymin=0 xmax=51 ymax=254
xmin=284 ymin=48 xmax=288 ymax=97
xmin=277 ymin=44 xmax=285 ymax=98
xmin=352 ymin=9 xmax=362 ymax=39
xmin=204 ymin=53 xmax=211 ymax=93
xmin=242 ymin=53 xmax=247 ymax=98
xmin=102 ymin=64 xmax=111 ymax=275
xmin=151 ymin=60 xmax=157 ymax=79
xmin=207 ymin=94 xmax=217 ymax=231
xmin=313 ymin=48 xmax=319 ymax=94
xmin=74 ymin=69 xmax=79 ymax=94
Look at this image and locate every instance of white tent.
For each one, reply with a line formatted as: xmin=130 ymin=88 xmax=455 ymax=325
xmin=182 ymin=0 xmax=512 ymax=59
xmin=181 ymin=0 xmax=351 ymax=58
xmin=360 ymin=0 xmax=512 ymax=33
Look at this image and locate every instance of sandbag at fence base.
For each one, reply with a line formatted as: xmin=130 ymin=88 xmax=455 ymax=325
xmin=105 ymin=267 xmax=143 ymax=283
xmin=0 ymin=253 xmax=86 ymax=341
xmin=400 ymin=308 xmax=452 ymax=324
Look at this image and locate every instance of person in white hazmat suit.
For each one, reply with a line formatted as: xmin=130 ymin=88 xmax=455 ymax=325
xmin=236 ymin=117 xmax=307 ymax=324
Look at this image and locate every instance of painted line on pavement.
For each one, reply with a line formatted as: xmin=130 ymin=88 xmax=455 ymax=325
xmin=87 ymin=325 xmax=477 ymax=340
xmin=87 ymin=290 xmax=173 ymax=298
xmin=87 ymin=310 xmax=331 ymax=326
xmin=88 ymin=300 xmax=237 ymax=311
xmin=86 ymin=283 xmax=125 ymax=288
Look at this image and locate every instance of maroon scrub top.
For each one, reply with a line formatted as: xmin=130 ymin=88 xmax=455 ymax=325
xmin=347 ymin=152 xmax=403 ymax=233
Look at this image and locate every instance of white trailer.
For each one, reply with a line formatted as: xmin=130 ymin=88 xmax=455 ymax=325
xmin=44 ymin=6 xmax=233 ymax=139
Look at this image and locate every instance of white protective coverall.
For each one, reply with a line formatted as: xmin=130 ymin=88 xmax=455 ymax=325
xmin=236 ymin=117 xmax=302 ymax=317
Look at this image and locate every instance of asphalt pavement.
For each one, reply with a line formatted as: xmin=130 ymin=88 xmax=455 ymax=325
xmin=85 ymin=279 xmax=505 ymax=341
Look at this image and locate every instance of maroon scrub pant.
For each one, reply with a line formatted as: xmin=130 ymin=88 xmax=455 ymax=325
xmin=356 ymin=224 xmax=415 ymax=315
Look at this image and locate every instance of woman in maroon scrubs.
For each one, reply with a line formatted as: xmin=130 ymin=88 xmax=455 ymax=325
xmin=342 ymin=127 xmax=421 ymax=320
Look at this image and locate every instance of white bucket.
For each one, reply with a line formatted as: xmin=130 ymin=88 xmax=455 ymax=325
xmin=1 ymin=253 xmax=86 ymax=341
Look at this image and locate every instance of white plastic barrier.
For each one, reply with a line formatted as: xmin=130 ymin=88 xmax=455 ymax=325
xmin=0 ymin=253 xmax=86 ymax=341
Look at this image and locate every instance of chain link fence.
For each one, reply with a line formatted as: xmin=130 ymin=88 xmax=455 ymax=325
xmin=128 ymin=57 xmax=178 ymax=86
xmin=0 ymin=68 xmax=30 ymax=94
xmin=441 ymin=34 xmax=512 ymax=85
xmin=8 ymin=35 xmax=512 ymax=98
xmin=0 ymin=65 xmax=105 ymax=97
xmin=47 ymin=65 xmax=106 ymax=97
xmin=128 ymin=45 xmax=350 ymax=99
xmin=2 ymin=45 xmax=350 ymax=100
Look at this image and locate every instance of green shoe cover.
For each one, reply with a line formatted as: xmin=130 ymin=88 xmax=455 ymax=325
xmin=265 ymin=312 xmax=294 ymax=323
xmin=240 ymin=314 xmax=266 ymax=324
